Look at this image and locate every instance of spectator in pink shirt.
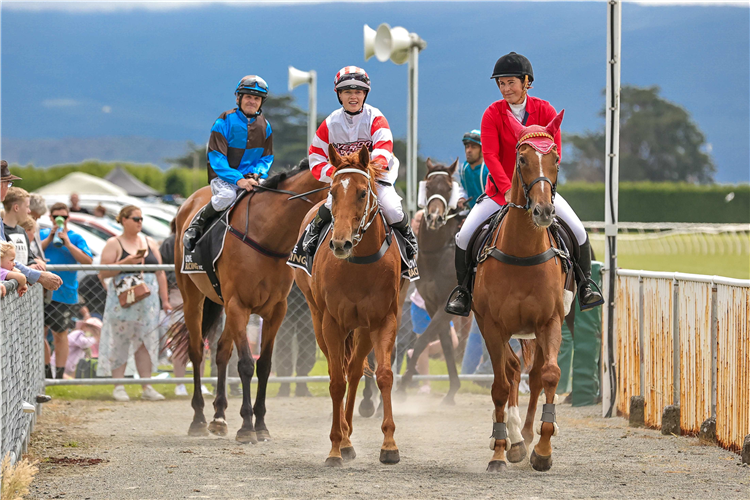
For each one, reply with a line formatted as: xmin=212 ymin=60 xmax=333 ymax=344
xmin=50 ymin=317 xmax=102 ymax=378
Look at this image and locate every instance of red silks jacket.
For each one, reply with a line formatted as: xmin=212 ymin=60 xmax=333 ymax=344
xmin=480 ymin=95 xmax=562 ymax=205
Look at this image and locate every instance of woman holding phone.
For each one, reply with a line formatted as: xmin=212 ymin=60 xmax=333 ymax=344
xmin=97 ymin=205 xmax=172 ymax=402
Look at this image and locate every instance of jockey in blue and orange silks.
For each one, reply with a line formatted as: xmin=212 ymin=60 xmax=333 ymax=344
xmin=445 ymin=52 xmax=603 ymax=317
xmin=183 ymin=75 xmax=274 ymax=251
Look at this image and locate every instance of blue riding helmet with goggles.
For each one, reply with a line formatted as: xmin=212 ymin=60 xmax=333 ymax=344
xmin=462 ymin=130 xmax=481 ymax=146
xmin=235 ymin=75 xmax=269 ymax=115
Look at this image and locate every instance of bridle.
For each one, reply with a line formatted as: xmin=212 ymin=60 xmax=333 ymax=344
xmin=506 ymin=135 xmax=560 ymax=212
xmin=332 ymin=167 xmax=380 ymax=247
xmin=422 ymin=171 xmax=460 ymax=226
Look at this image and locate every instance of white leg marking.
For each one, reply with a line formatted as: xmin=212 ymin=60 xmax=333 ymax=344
xmin=507 ymin=406 xmax=524 ymax=444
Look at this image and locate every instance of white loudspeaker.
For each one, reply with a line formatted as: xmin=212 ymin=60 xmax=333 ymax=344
xmin=387 ymin=26 xmax=412 ymax=65
xmin=288 ymin=66 xmax=312 ymax=92
xmin=364 ymin=24 xmax=377 ymax=61
xmin=374 ymin=23 xmax=413 ymax=65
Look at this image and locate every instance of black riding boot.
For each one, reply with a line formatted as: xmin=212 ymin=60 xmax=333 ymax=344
xmin=391 ymin=214 xmax=418 ymax=260
xmin=183 ymin=203 xmax=220 ymax=252
xmin=55 ymin=366 xmax=65 ymax=380
xmin=45 ymin=364 xmax=53 ymax=380
xmin=444 ymin=247 xmax=472 ymax=317
xmin=577 ymin=236 xmax=604 ymax=311
xmin=302 ymin=205 xmax=332 ymax=254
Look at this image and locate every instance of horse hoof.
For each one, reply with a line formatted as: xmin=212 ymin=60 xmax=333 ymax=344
xmin=235 ymin=429 xmax=258 ymax=444
xmin=358 ymin=399 xmax=375 ymax=418
xmin=341 ymin=446 xmax=356 ymax=461
xmin=486 ymin=460 xmax=507 ymax=472
xmin=256 ymin=429 xmax=272 ymax=442
xmin=324 ymin=457 xmax=343 ymax=468
xmin=440 ymin=396 xmax=456 ymax=406
xmin=529 ymin=450 xmax=553 ymax=472
xmin=379 ymin=449 xmax=400 ymax=464
xmin=208 ymin=419 xmax=228 ymax=436
xmin=507 ymin=441 xmax=527 ymax=463
xmin=188 ymin=421 xmax=209 ymax=437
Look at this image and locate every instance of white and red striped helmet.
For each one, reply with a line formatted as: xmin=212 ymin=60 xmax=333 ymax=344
xmin=334 ymin=66 xmax=371 ymax=92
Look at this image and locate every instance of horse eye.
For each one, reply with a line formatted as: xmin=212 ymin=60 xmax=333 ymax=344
xmin=359 ymin=191 xmax=366 ymax=199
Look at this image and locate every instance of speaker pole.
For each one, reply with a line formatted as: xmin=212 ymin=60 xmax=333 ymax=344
xmin=406 ymin=45 xmax=419 ymax=217
xmin=308 ymin=70 xmax=317 ymax=149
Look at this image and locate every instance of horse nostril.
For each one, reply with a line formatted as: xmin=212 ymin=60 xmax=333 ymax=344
xmin=343 ymin=241 xmax=353 ymax=251
xmin=329 ymin=240 xmax=335 ymax=250
xmin=533 ymin=206 xmax=542 ymax=217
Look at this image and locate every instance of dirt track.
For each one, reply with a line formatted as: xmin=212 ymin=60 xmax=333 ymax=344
xmin=28 ymin=392 xmax=748 ymax=500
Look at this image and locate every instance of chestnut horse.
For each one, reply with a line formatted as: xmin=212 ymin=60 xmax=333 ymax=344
xmin=396 ymin=158 xmax=462 ymax=405
xmin=295 ymin=145 xmax=405 ymax=466
xmin=174 ymin=163 xmax=325 ymax=443
xmin=473 ymin=110 xmax=567 ymax=472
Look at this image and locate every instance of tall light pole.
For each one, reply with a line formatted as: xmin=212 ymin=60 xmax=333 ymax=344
xmin=364 ymin=23 xmax=427 ymax=216
xmin=288 ymin=66 xmax=317 ymax=149
xmin=602 ymin=0 xmax=622 ymax=419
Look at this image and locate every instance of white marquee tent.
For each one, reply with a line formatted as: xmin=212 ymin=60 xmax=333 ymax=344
xmin=34 ymin=172 xmax=128 ymax=197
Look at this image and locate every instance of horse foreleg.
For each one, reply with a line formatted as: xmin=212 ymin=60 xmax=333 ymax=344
xmin=523 ymin=343 xmax=545 ymax=445
xmin=396 ymin=326 xmax=432 ymax=397
xmin=217 ymin=301 xmax=252 ymax=444
xmin=253 ymin=301 xmax=286 ymax=442
xmin=208 ymin=328 xmax=233 ymax=437
xmin=432 ymin=309 xmax=461 ymax=405
xmin=341 ymin=329 xmax=373 ymax=461
xmin=504 ymin=345 xmax=526 ymax=463
xmin=530 ymin=318 xmax=563 ymax=472
xmin=372 ymin=314 xmax=400 ymax=464
xmin=323 ymin=313 xmax=347 ymax=467
xmin=482 ymin=324 xmax=511 ymax=472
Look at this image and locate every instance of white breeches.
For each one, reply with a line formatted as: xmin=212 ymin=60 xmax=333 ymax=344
xmin=210 ymin=178 xmax=241 ymax=211
xmin=455 ymin=194 xmax=587 ymax=250
xmin=325 ymin=182 xmax=405 ymax=225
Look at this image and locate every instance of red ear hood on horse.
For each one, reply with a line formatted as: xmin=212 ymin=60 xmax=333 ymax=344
xmin=505 ymin=109 xmax=565 ymax=155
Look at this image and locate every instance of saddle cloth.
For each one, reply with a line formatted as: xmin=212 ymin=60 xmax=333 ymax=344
xmin=468 ymin=207 xmax=578 ymax=321
xmin=288 ymin=219 xmax=419 ymax=282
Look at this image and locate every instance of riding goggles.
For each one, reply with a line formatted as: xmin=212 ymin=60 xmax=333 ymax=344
xmin=236 ymin=76 xmax=268 ymax=94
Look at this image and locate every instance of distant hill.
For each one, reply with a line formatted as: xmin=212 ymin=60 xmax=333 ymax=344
xmin=1 ymin=137 xmax=189 ymax=169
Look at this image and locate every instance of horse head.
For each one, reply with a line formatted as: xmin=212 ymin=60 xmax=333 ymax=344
xmin=327 ymin=143 xmax=380 ymax=259
xmin=505 ymin=109 xmax=564 ymax=228
xmin=420 ymin=158 xmax=460 ymax=230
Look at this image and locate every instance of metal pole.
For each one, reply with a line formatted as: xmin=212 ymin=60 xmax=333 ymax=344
xmin=308 ymin=71 xmax=317 ymax=149
xmin=672 ymin=280 xmax=680 ymax=406
xmin=409 ymin=44 xmax=419 ymax=218
xmin=710 ymin=284 xmax=718 ymax=418
xmin=406 ymin=52 xmax=416 ymax=217
xmin=602 ymin=0 xmax=622 ymax=418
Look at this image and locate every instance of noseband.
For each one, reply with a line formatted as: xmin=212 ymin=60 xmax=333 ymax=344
xmin=332 ymin=167 xmax=379 ymax=247
xmin=421 ymin=171 xmax=460 ymax=225
xmin=507 ymin=135 xmax=559 ymax=211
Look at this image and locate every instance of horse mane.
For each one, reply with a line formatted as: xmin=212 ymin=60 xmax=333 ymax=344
xmin=260 ymin=158 xmax=310 ymax=190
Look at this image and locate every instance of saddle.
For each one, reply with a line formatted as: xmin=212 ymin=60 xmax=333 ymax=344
xmin=288 ymin=213 xmax=419 ymax=282
xmin=465 ymin=206 xmax=578 ymax=314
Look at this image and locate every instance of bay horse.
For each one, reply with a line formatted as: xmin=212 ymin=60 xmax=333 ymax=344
xmin=473 ymin=110 xmax=567 ymax=472
xmin=294 ymin=144 xmax=405 ymax=466
xmin=173 ymin=162 xmax=326 ymax=443
xmin=396 ymin=158 xmax=462 ymax=405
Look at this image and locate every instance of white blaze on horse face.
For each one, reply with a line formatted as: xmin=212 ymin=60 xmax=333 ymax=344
xmin=341 ymin=178 xmax=350 ymax=193
xmin=535 ymin=151 xmax=545 ymax=194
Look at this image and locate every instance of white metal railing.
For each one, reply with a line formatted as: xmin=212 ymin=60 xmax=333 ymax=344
xmin=614 ymin=268 xmax=750 ymax=453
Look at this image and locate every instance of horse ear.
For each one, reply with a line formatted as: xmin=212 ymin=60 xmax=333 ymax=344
xmin=328 ymin=144 xmax=342 ymax=167
xmin=504 ymin=109 xmax=525 ymax=141
xmin=426 ymin=157 xmax=434 ymax=171
xmin=545 ymin=109 xmax=565 ymax=136
xmin=448 ymin=158 xmax=459 ymax=175
xmin=358 ymin=144 xmax=370 ymax=168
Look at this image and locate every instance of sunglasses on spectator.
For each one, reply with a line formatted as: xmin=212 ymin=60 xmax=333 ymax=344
xmin=2 ymin=181 xmax=13 ymax=187
xmin=128 ymin=216 xmax=144 ymax=223
xmin=51 ymin=215 xmax=69 ymax=220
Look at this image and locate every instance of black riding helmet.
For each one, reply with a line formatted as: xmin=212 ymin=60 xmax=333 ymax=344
xmin=490 ymin=52 xmax=534 ymax=83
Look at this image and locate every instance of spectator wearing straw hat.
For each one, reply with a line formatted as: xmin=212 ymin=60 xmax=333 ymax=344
xmin=0 ymin=160 xmax=62 ymax=298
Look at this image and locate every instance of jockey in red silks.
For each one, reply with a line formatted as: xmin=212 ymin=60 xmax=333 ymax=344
xmin=445 ymin=52 xmax=603 ymax=316
xmin=302 ymin=66 xmax=417 ymax=259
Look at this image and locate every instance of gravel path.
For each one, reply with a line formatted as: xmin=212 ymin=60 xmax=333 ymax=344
xmin=28 ymin=392 xmax=748 ymax=499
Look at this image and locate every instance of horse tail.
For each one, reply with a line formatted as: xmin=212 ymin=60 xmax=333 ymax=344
xmin=520 ymin=339 xmax=535 ymax=369
xmin=164 ymin=300 xmax=224 ymax=364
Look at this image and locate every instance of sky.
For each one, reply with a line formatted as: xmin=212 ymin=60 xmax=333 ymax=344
xmin=1 ymin=0 xmax=748 ymax=182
